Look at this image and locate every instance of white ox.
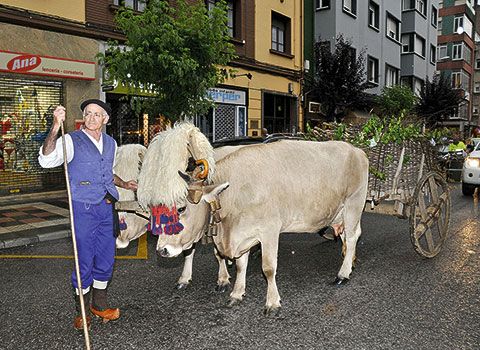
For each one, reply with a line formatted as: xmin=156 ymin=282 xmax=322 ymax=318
xmin=114 ymin=144 xmax=147 ymax=248
xmin=145 ymin=137 xmax=369 ymax=314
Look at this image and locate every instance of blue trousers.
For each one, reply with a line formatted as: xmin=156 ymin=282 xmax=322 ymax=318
xmin=71 ymin=199 xmax=115 ymax=290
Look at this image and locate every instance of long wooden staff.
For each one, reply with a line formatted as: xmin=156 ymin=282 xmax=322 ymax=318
xmin=60 ymin=122 xmax=91 ymax=350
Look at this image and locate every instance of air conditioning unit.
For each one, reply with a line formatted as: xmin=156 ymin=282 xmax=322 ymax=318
xmin=308 ymin=102 xmax=321 ymax=113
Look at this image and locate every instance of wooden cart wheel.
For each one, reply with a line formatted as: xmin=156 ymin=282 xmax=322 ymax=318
xmin=409 ymin=171 xmax=451 ymax=258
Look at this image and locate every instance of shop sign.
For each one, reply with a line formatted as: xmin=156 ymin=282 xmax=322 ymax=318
xmin=208 ymin=88 xmax=246 ymax=105
xmin=0 ymin=50 xmax=95 ymax=80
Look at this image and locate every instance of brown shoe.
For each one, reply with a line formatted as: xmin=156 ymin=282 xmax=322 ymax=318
xmin=73 ymin=291 xmax=91 ymax=330
xmin=90 ymin=305 xmax=120 ymax=323
xmin=91 ymin=287 xmax=120 ymax=323
xmin=73 ymin=315 xmax=92 ymax=330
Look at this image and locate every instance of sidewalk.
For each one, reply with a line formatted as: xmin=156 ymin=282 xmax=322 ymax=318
xmin=0 ymin=190 xmax=71 ymax=249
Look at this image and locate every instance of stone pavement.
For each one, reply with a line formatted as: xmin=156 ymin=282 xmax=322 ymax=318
xmin=0 ymin=190 xmax=71 ymax=249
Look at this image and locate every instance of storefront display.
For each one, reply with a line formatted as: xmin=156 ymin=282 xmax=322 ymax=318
xmin=0 ymin=76 xmax=65 ymax=195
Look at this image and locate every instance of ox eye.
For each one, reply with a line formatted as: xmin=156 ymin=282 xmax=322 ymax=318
xmin=178 ymin=206 xmax=186 ymax=214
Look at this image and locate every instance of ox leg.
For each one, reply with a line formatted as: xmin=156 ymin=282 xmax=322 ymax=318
xmin=227 ymin=252 xmax=249 ymax=307
xmin=176 ymin=248 xmax=195 ymax=290
xmin=214 ymin=247 xmax=230 ymax=293
xmin=335 ymin=222 xmax=361 ymax=285
xmin=261 ymin=236 xmax=281 ymax=316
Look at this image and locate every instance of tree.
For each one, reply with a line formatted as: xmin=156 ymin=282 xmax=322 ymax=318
xmin=377 ymin=84 xmax=417 ymax=117
xmin=416 ymin=73 xmax=463 ymax=127
xmin=99 ymin=0 xmax=236 ymax=120
xmin=306 ymin=35 xmax=374 ymax=122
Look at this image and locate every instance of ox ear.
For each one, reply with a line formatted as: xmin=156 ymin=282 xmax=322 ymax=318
xmin=202 ymin=182 xmax=230 ymax=203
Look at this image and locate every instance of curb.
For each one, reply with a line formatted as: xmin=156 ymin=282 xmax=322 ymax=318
xmin=0 ymin=227 xmax=71 ymax=250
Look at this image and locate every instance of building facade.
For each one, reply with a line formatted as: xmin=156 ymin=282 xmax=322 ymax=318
xmin=437 ymin=0 xmax=476 ymax=130
xmin=310 ymin=0 xmax=438 ymax=123
xmin=197 ymin=0 xmax=304 ymax=140
xmin=0 ymin=0 xmax=107 ymax=195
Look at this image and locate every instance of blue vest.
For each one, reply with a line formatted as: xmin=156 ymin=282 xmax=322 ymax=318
xmin=68 ymin=130 xmax=119 ymax=204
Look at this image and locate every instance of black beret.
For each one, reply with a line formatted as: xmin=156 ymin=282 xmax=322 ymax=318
xmin=80 ymin=99 xmax=112 ymax=116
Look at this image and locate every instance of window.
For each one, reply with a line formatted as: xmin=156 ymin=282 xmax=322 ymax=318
xmin=438 ymin=18 xmax=442 ymax=31
xmin=430 ymin=45 xmax=436 ymax=64
xmin=368 ymin=1 xmax=379 ymax=30
xmin=474 ymin=82 xmax=480 ymax=93
xmin=316 ymin=0 xmax=330 ymax=10
xmin=415 ymin=35 xmax=425 ymax=57
xmin=386 ymin=13 xmax=400 ymax=41
xmin=437 ymin=44 xmax=447 ymax=59
xmin=385 ymin=64 xmax=399 ymax=87
xmin=454 ymin=16 xmax=464 ymax=34
xmin=451 ymin=72 xmax=461 ymax=89
xmin=431 ymin=6 xmax=438 ymax=27
xmin=476 ymin=59 xmax=480 ymax=70
xmin=367 ymin=56 xmax=379 ymax=84
xmin=464 ymin=45 xmax=472 ymax=65
xmin=207 ymin=0 xmax=235 ymax=37
xmin=416 ymin=0 xmax=426 ymax=16
xmin=271 ymin=12 xmax=291 ymax=54
xmin=452 ymin=43 xmax=462 ymax=60
xmin=413 ymin=77 xmax=423 ymax=95
xmin=473 ymin=106 xmax=478 ymax=115
xmin=114 ymin=0 xmax=146 ymax=12
xmin=403 ymin=0 xmax=426 ymax=15
xmin=402 ymin=34 xmax=414 ymax=53
xmin=343 ymin=0 xmax=357 ymax=16
xmin=403 ymin=0 xmax=414 ymax=10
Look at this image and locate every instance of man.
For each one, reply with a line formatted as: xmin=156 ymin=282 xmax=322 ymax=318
xmin=448 ymin=136 xmax=466 ymax=153
xmin=38 ymin=99 xmax=137 ymax=330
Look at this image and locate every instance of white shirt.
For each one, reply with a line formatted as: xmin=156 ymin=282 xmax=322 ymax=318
xmin=38 ymin=130 xmax=117 ymax=169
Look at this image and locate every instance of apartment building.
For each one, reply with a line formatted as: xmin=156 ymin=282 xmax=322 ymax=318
xmin=472 ymin=2 xmax=480 ymax=128
xmin=309 ymin=0 xmax=438 ymax=122
xmin=437 ymin=0 xmax=475 ymax=130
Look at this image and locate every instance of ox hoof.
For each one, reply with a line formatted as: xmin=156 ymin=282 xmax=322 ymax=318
xmin=226 ymin=298 xmax=242 ymax=308
xmin=333 ymin=277 xmax=349 ymax=286
xmin=263 ymin=306 xmax=281 ymax=317
xmin=215 ymin=283 xmax=230 ymax=293
xmin=175 ymin=282 xmax=190 ymax=290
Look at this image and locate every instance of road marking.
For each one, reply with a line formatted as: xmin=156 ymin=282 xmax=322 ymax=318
xmin=0 ymin=234 xmax=148 ymax=260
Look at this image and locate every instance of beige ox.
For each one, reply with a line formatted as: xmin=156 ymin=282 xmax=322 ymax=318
xmin=172 ymin=140 xmax=369 ymax=315
xmin=114 ymin=144 xmax=147 ymax=248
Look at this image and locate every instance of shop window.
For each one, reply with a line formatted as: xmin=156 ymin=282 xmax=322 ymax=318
xmin=0 ymin=77 xmax=64 ymax=195
xmin=263 ymin=93 xmax=293 ymax=134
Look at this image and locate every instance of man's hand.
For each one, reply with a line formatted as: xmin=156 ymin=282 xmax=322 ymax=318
xmin=114 ymin=175 xmax=138 ymax=191
xmin=124 ymin=180 xmax=138 ymax=191
xmin=41 ymin=105 xmax=66 ymax=156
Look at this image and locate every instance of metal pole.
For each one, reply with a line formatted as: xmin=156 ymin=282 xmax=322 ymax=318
xmin=60 ymin=122 xmax=91 ymax=350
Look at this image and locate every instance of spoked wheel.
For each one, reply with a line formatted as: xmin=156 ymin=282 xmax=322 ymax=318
xmin=409 ymin=171 xmax=451 ymax=258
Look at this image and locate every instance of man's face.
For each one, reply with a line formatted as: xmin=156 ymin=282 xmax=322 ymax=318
xmin=83 ymin=104 xmax=109 ymax=132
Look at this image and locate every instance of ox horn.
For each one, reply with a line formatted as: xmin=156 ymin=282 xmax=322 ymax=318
xmin=194 ymin=159 xmax=209 ymax=180
xmin=178 ymin=170 xmax=193 ymax=184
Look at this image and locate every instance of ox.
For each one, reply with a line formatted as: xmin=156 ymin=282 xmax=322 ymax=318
xmin=114 ymin=144 xmax=148 ymax=248
xmin=139 ymin=126 xmax=368 ymax=314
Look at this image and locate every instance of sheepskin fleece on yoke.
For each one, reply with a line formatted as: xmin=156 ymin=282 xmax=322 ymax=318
xmin=137 ymin=122 xmax=215 ymax=208
xmin=114 ymin=144 xmax=147 ymax=201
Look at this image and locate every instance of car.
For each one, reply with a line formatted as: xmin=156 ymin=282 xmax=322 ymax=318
xmin=461 ymin=141 xmax=480 ymax=196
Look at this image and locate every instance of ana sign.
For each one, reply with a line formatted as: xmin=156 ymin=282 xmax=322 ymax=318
xmin=0 ymin=50 xmax=95 ymax=80
xmin=208 ymin=88 xmax=246 ymax=105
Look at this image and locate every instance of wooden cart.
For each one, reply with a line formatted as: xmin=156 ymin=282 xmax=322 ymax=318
xmin=365 ymin=140 xmax=451 ymax=258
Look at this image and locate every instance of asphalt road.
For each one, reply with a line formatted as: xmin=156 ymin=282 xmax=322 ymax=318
xmin=0 ymin=184 xmax=479 ymax=350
